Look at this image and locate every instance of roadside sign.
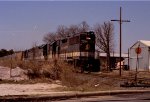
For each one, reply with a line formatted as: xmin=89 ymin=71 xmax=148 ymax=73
xmin=135 ymin=47 xmax=141 ymax=54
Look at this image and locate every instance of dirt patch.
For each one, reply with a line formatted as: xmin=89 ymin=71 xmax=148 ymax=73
xmin=0 ymin=66 xmax=28 ymax=81
xmin=0 ymin=83 xmax=65 ymax=96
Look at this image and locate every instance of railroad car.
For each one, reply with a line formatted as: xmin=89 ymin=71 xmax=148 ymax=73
xmin=22 ymin=31 xmax=100 ymax=72
xmin=52 ymin=31 xmax=100 ymax=72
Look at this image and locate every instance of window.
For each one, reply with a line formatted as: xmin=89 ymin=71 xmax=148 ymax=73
xmin=62 ymin=39 xmax=67 ymax=43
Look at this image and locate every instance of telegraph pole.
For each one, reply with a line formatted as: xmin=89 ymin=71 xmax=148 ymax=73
xmin=111 ymin=7 xmax=130 ymax=76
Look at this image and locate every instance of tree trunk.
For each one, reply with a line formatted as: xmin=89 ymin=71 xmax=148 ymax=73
xmin=106 ymin=52 xmax=111 ymax=71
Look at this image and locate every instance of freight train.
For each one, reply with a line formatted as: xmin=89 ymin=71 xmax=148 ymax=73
xmin=14 ymin=31 xmax=100 ymax=72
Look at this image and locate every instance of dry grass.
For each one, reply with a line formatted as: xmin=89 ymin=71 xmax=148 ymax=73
xmin=0 ymin=58 xmax=150 ymax=91
xmin=58 ymin=62 xmax=122 ymax=91
xmin=0 ymin=58 xmax=62 ymax=80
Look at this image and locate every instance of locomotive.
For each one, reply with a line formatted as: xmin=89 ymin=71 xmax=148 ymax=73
xmin=23 ymin=31 xmax=100 ymax=72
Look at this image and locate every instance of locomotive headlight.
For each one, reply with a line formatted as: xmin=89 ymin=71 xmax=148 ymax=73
xmin=86 ymin=37 xmax=91 ymax=40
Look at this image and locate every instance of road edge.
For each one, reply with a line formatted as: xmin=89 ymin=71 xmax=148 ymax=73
xmin=1 ymin=90 xmax=150 ymax=101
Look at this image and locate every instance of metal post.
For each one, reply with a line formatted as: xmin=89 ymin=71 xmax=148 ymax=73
xmin=128 ymin=48 xmax=130 ymax=70
xmin=111 ymin=7 xmax=130 ymax=76
xmin=119 ymin=7 xmax=122 ymax=76
xmin=10 ymin=54 xmax=12 ymax=78
xmin=135 ymin=48 xmax=139 ymax=85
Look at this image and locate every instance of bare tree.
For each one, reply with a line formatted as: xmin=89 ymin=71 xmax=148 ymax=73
xmin=43 ymin=22 xmax=90 ymax=43
xmin=56 ymin=25 xmax=69 ymax=39
xmin=43 ymin=32 xmax=57 ymax=44
xmin=94 ymin=21 xmax=115 ymax=71
xmin=78 ymin=21 xmax=90 ymax=32
xmin=67 ymin=21 xmax=90 ymax=36
xmin=67 ymin=24 xmax=79 ymax=36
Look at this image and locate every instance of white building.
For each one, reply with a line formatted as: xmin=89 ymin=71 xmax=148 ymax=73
xmin=129 ymin=40 xmax=150 ymax=71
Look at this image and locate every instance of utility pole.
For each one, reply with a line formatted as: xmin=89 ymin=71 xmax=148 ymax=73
xmin=111 ymin=7 xmax=130 ymax=76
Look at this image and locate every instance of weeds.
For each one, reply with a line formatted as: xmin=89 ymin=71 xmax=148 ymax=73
xmin=0 ymin=58 xmax=121 ymax=91
xmin=0 ymin=58 xmax=63 ymax=80
xmin=1 ymin=58 xmax=150 ymax=91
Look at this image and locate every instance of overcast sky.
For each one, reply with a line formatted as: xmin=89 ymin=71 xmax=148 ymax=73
xmin=0 ymin=1 xmax=150 ymax=53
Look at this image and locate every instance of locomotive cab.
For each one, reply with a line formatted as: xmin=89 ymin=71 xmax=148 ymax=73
xmin=79 ymin=31 xmax=100 ymax=72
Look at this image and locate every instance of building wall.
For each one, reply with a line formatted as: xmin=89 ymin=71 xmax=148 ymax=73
xmin=129 ymin=41 xmax=149 ymax=71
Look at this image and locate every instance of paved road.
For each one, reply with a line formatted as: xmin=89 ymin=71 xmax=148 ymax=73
xmin=51 ymin=93 xmax=150 ymax=102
